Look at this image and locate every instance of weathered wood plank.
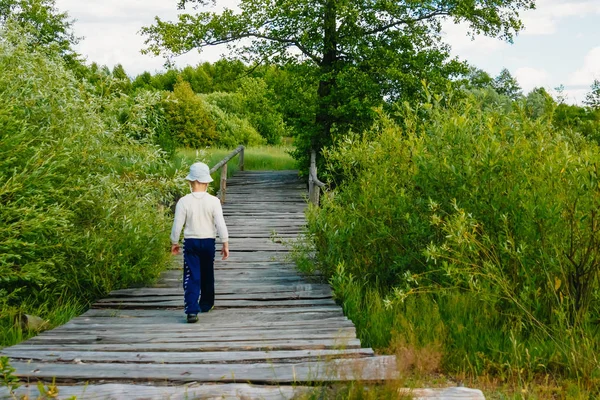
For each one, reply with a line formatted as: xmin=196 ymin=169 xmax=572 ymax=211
xmin=10 ymin=337 xmax=363 ymax=352
xmin=92 ymin=300 xmax=336 ymax=309
xmin=107 ymin=284 xmax=332 ymax=296
xmin=3 ymin=383 xmax=309 ymax=400
xmin=58 ymin=317 xmax=354 ymax=331
xmin=1 ymin=349 xmax=373 ymax=364
xmin=80 ymin=307 xmax=344 ymax=318
xmin=7 ymin=356 xmax=396 ymax=383
xmin=26 ymin=328 xmax=357 ymax=344
xmin=99 ymin=292 xmax=332 ymax=301
xmin=1 ymin=384 xmax=486 ymax=400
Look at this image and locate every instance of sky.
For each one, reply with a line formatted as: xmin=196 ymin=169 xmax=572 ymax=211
xmin=55 ymin=0 xmax=600 ymax=105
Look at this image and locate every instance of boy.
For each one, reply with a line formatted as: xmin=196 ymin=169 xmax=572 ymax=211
xmin=170 ymin=162 xmax=229 ymax=323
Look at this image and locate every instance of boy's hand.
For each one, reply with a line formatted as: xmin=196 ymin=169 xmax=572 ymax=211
xmin=171 ymin=244 xmax=180 ymax=256
xmin=221 ymin=242 xmax=230 ymax=260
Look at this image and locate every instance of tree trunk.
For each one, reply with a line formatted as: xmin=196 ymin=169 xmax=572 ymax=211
xmin=315 ymin=0 xmax=337 ymax=150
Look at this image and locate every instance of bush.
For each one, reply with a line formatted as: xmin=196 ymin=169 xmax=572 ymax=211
xmin=0 ymin=27 xmax=181 ymax=345
xmin=237 ymin=78 xmax=287 ymax=145
xmin=163 ymin=79 xmax=217 ymax=148
xmin=302 ymin=94 xmax=600 ymax=384
xmin=203 ymin=99 xmax=266 ymax=148
xmin=204 ymin=81 xmax=288 ymax=146
xmin=104 ymin=89 xmax=176 ymax=156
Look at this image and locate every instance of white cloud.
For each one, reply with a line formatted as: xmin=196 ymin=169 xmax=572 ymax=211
xmin=55 ymin=0 xmax=237 ymax=75
xmin=441 ymin=21 xmax=509 ymax=61
xmin=568 ymin=47 xmax=600 ymax=85
xmin=521 ymin=0 xmax=600 ymax=35
xmin=515 ymin=67 xmax=550 ymax=92
xmin=561 ymin=88 xmax=589 ymax=105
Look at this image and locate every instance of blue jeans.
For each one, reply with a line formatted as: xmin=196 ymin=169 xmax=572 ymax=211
xmin=183 ymin=238 xmax=215 ymax=314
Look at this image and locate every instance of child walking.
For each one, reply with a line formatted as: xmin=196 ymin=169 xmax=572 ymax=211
xmin=170 ymin=162 xmax=229 ymax=323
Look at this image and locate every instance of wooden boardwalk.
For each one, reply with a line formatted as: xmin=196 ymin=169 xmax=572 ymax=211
xmin=1 ymin=171 xmax=484 ymax=399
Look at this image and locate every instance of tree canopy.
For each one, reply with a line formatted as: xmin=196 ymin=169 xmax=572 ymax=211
xmin=0 ymin=0 xmax=81 ymax=66
xmin=142 ymin=0 xmax=536 ymax=165
xmin=584 ymin=79 xmax=600 ymax=110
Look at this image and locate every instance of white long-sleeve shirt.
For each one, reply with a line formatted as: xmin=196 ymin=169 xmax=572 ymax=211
xmin=170 ymin=192 xmax=229 ymax=244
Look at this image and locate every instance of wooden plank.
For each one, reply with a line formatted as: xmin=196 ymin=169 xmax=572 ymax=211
xmin=10 ymin=337 xmax=363 ymax=351
xmin=100 ymin=292 xmax=332 ymax=301
xmin=58 ymin=317 xmax=354 ymax=331
xmin=92 ymin=300 xmax=336 ymax=310
xmin=1 ymin=349 xmax=373 ymax=364
xmin=80 ymin=307 xmax=343 ymax=318
xmin=97 ymin=293 xmax=333 ymax=302
xmin=62 ymin=314 xmax=347 ymax=328
xmin=2 ymin=384 xmax=486 ymax=400
xmin=27 ymin=327 xmax=356 ymax=341
xmin=3 ymin=383 xmax=309 ymax=400
xmin=107 ymin=284 xmax=332 ymax=296
xmin=31 ymin=326 xmax=355 ymax=339
xmin=7 ymin=356 xmax=396 ymax=383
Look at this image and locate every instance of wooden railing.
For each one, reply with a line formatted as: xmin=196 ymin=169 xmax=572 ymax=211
xmin=210 ymin=145 xmax=245 ymax=204
xmin=308 ymin=149 xmax=326 ymax=206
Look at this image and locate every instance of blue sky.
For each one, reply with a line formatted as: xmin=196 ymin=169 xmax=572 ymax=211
xmin=56 ymin=0 xmax=599 ymax=104
xmin=442 ymin=0 xmax=600 ymax=103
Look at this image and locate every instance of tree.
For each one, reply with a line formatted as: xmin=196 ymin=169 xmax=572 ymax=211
xmin=524 ymin=87 xmax=555 ymax=119
xmin=493 ymin=68 xmax=522 ymax=100
xmin=142 ymin=0 xmax=535 ymax=161
xmin=462 ymin=66 xmax=494 ymax=89
xmin=112 ymin=63 xmax=133 ymax=94
xmin=132 ymin=71 xmax=154 ymax=91
xmin=583 ymin=79 xmax=600 ymax=110
xmin=163 ymin=78 xmax=217 ymax=148
xmin=0 ymin=0 xmax=81 ymax=67
xmin=554 ymin=84 xmax=567 ymax=104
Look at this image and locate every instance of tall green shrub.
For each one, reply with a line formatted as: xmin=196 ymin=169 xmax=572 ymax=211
xmin=203 ymin=100 xmax=266 ymax=148
xmin=304 ymin=94 xmax=600 ymax=381
xmin=0 ymin=27 xmax=180 ymax=337
xmin=163 ymin=79 xmax=216 ymax=148
xmin=104 ymin=89 xmax=176 ymax=156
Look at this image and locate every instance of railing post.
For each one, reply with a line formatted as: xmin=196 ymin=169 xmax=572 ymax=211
xmin=220 ymin=163 xmax=227 ymax=204
xmin=239 ymin=147 xmax=245 ymax=171
xmin=309 ymin=150 xmax=320 ymax=206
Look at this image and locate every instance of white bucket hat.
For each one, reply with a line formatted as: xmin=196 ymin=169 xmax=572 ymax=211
xmin=185 ymin=162 xmax=213 ymax=183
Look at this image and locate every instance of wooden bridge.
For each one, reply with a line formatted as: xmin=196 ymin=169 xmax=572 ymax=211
xmin=1 ymin=169 xmax=484 ymax=399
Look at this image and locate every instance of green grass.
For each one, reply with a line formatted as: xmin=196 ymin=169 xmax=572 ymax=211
xmin=1 ymin=299 xmax=86 ymax=349
xmin=175 ymin=143 xmax=298 ymax=192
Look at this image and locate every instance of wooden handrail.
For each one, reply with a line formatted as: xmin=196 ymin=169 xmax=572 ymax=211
xmin=210 ymin=145 xmax=245 ymax=204
xmin=308 ymin=149 xmax=326 ymax=206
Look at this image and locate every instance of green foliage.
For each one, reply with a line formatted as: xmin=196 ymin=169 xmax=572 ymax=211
xmin=142 ymin=0 xmax=533 ymax=169
xmin=301 ymin=94 xmax=600 ymax=385
xmin=261 ymin=64 xmax=319 ymax=139
xmin=462 ymin=66 xmax=495 ymax=89
xmin=524 ymin=87 xmax=555 ymax=119
xmin=163 ymin=79 xmax=217 ymax=147
xmin=0 ymin=356 xmax=19 ymax=393
xmin=204 ymin=78 xmax=287 ymax=145
xmin=492 ymin=68 xmax=522 ymax=100
xmin=202 ymin=98 xmax=266 ymax=148
xmin=236 ymin=78 xmax=286 ymax=144
xmin=0 ymin=0 xmax=81 ymax=68
xmin=0 ymin=27 xmax=181 ymax=345
xmin=553 ymin=103 xmax=600 ymax=143
xmin=584 ymin=79 xmax=600 ymax=110
xmin=104 ymin=89 xmax=176 ymax=155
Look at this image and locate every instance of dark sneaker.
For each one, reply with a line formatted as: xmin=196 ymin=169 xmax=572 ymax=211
xmin=200 ymin=306 xmax=214 ymax=313
xmin=187 ymin=314 xmax=198 ymax=323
